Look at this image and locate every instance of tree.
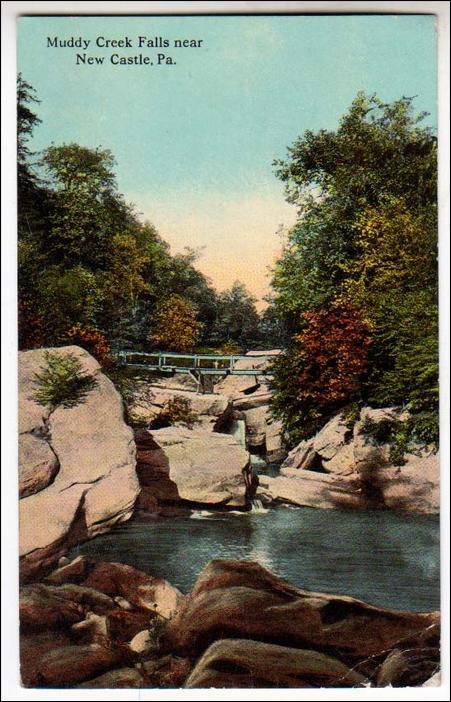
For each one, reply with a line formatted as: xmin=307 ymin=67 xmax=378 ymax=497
xmin=149 ymin=294 xmax=201 ymax=352
xmin=269 ymin=93 xmax=438 ymax=448
xmin=211 ymin=281 xmax=260 ymax=349
xmin=42 ymin=143 xmax=133 ymax=269
xmin=17 ymin=73 xmax=41 ymax=203
xmin=271 ymin=303 xmax=371 ymax=444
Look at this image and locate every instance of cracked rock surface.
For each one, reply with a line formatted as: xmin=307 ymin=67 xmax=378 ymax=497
xmin=19 ymin=346 xmax=139 ymax=580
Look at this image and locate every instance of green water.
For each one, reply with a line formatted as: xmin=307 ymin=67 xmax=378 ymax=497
xmin=70 ymin=505 xmax=439 ymax=612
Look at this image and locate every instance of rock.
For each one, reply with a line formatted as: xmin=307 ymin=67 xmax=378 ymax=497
xmin=43 ymin=584 xmax=115 ymax=612
xmin=265 ymin=418 xmax=286 ymax=463
xmin=20 ymin=631 xmax=72 ymax=687
xmin=246 ymin=349 xmax=281 ymax=357
xmin=72 ymin=612 xmax=110 ymax=644
xmin=185 ymin=638 xmax=366 ymax=688
xmin=422 ymin=671 xmax=441 ymax=686
xmin=82 ymin=560 xmax=184 ymax=619
xmin=130 ymin=385 xmax=231 ymax=431
xmin=376 ymin=647 xmax=440 ymax=687
xmin=19 ymin=433 xmax=59 ymax=498
xmin=136 ymin=427 xmax=250 ymax=508
xmin=141 ymin=655 xmax=192 ymax=687
xmin=114 ymin=596 xmax=133 ymax=610
xmin=35 ymin=643 xmax=125 ymax=686
xmin=163 ymin=560 xmax=439 ymax=663
xmin=78 ymin=667 xmax=145 ymax=688
xmin=241 ymin=406 xmax=268 ymax=449
xmin=107 ymin=610 xmax=153 ymax=643
xmin=376 ymin=452 xmax=440 ymax=513
xmin=149 ymin=373 xmax=199 ymax=392
xmin=232 ymin=387 xmax=273 ymax=411
xmin=262 ymin=408 xmax=439 ymax=513
xmin=20 ymin=584 xmax=85 ymax=633
xmin=19 ymin=346 xmax=139 ymax=580
xmin=45 ymin=555 xmax=91 ymax=585
xmin=214 ymin=373 xmax=260 ymax=398
xmin=313 ymin=413 xmax=350 ymax=460
xmin=258 ymin=471 xmax=361 ymax=510
xmin=128 ymin=629 xmax=152 ymax=654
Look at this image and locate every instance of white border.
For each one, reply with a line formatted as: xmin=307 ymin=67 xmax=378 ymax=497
xmin=2 ymin=2 xmax=450 ymax=701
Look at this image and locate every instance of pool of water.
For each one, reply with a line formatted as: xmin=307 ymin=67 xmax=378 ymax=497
xmin=69 ymin=505 xmax=440 ymax=612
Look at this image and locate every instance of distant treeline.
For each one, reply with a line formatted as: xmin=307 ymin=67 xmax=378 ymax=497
xmin=17 ymin=75 xmax=278 ymax=359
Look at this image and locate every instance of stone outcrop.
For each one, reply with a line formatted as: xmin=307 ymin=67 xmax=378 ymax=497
xmin=214 ymin=350 xmax=287 ymax=463
xmin=135 ymin=427 xmax=250 ymax=508
xmin=19 ymin=346 xmax=139 ymax=580
xmin=45 ymin=556 xmax=184 ymax=620
xmin=185 ymin=638 xmax=367 ymax=688
xmin=130 ymin=384 xmax=231 ymax=430
xmin=259 ymin=408 xmax=439 ymax=513
xmin=19 ymin=557 xmax=189 ymax=688
xmin=163 ymin=560 xmax=439 ymax=663
xmin=19 ymin=556 xmax=440 ymax=689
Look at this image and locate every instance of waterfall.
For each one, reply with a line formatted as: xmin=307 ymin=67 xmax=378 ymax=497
xmin=230 ymin=419 xmax=246 ymax=448
xmin=250 ymin=498 xmax=267 ymax=513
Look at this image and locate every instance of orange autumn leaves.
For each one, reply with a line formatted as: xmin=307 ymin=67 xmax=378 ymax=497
xmin=294 ymin=303 xmax=371 ymax=410
xmin=149 ymin=294 xmax=202 ymax=352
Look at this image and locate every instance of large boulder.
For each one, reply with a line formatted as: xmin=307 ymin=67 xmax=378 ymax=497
xmin=135 ymin=427 xmax=250 ymax=508
xmin=19 ymin=346 xmax=139 ymax=580
xmin=259 ymin=408 xmax=439 ymax=514
xmin=32 ymin=643 xmax=126 ymax=687
xmin=240 ymin=406 xmax=268 ymax=449
xmin=185 ymin=639 xmax=366 ymax=688
xmin=163 ymin=560 xmax=439 ymax=667
xmin=81 ymin=560 xmax=184 ymax=619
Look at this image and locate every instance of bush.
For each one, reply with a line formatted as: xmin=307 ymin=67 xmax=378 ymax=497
xmin=66 ymin=324 xmax=112 ymax=366
xmin=152 ymin=396 xmax=200 ymax=430
xmin=33 ymin=351 xmax=97 ymax=411
xmin=359 ymin=415 xmax=412 ymax=467
xmin=270 ymin=303 xmax=371 ymax=446
xmin=217 ymin=340 xmax=243 ymax=355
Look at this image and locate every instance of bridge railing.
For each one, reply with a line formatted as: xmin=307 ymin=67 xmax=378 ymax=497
xmin=114 ymin=350 xmax=272 ymax=375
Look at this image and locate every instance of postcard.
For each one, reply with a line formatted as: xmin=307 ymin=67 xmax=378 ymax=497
xmin=9 ymin=5 xmax=444 ymax=695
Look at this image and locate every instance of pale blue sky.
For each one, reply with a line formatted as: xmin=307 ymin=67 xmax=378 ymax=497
xmin=18 ymin=14 xmax=437 ymax=304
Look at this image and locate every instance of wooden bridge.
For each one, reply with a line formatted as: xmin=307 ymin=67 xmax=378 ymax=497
xmin=115 ymin=350 xmax=273 ymax=376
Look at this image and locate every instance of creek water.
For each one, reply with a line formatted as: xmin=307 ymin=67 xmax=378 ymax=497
xmin=69 ymin=419 xmax=440 ymax=612
xmin=70 ymin=504 xmax=439 ymax=613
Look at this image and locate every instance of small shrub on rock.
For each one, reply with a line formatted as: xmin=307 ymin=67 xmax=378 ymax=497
xmin=152 ymin=396 xmax=200 ymax=430
xmin=33 ymin=351 xmax=97 ymax=411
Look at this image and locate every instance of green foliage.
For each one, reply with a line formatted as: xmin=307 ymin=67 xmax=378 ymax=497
xmin=33 ymin=351 xmax=97 ymax=411
xmin=342 ymin=402 xmax=361 ymax=431
xmin=149 ymin=294 xmax=202 ymax=352
xmin=359 ymin=410 xmax=437 ymax=467
xmin=269 ymin=93 xmax=438 ymax=448
xmin=217 ymin=340 xmax=243 ymax=355
xmin=39 ymin=265 xmax=102 ymax=343
xmin=152 ymin=396 xmax=201 ymax=430
xmin=18 ymin=78 xmax=265 ymax=354
xmin=359 ymin=416 xmax=410 ymax=466
xmin=211 ymin=281 xmax=261 ymax=349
